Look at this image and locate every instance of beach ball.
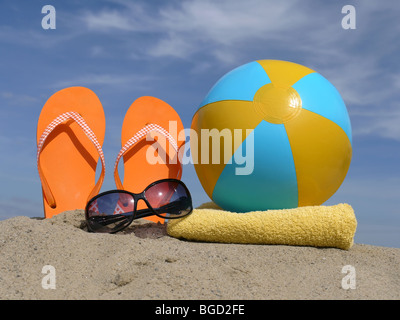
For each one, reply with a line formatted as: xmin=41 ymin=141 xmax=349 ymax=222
xmin=191 ymin=60 xmax=352 ymax=212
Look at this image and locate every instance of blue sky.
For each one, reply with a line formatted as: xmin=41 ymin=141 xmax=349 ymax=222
xmin=0 ymin=0 xmax=399 ymax=247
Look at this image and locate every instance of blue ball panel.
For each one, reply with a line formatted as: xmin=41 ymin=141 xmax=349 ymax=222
xmin=292 ymin=72 xmax=352 ymax=144
xmin=212 ymin=120 xmax=298 ymax=212
xmin=199 ymin=61 xmax=271 ymax=108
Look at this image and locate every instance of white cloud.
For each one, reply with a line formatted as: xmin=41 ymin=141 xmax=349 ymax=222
xmin=156 ymin=0 xmax=304 ymax=45
xmin=80 ymin=0 xmax=310 ymax=61
xmin=84 ymin=9 xmax=137 ymax=32
xmin=150 ymin=33 xmax=195 ymax=59
xmin=352 ymin=113 xmax=400 ymax=141
xmin=0 ymin=91 xmax=39 ymax=106
xmin=51 ymin=73 xmax=156 ymax=90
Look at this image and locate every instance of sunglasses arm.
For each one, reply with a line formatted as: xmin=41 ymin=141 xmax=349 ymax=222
xmin=87 ymin=206 xmax=161 ymax=228
xmin=135 ymin=199 xmax=190 ymax=219
xmin=87 ymin=199 xmax=191 ymax=229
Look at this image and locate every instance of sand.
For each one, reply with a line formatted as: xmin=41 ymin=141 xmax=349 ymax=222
xmin=0 ymin=210 xmax=398 ymax=300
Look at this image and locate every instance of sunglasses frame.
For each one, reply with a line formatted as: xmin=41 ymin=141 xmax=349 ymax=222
xmin=85 ymin=178 xmax=193 ymax=233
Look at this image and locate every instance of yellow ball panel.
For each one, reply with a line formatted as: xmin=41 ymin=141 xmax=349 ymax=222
xmin=191 ymin=100 xmax=263 ymax=198
xmin=284 ymin=109 xmax=352 ymax=206
xmin=256 ymin=60 xmax=315 ymax=89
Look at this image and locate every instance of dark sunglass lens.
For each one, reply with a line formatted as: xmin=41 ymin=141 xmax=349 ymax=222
xmin=145 ymin=181 xmax=192 ymax=218
xmin=86 ymin=192 xmax=135 ymax=233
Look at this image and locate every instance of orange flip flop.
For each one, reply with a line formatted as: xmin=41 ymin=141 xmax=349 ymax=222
xmin=114 ymin=96 xmax=185 ymax=223
xmin=36 ymin=87 xmax=106 ymax=218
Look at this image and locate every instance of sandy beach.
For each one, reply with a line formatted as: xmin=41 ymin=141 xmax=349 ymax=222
xmin=0 ymin=209 xmax=398 ymax=300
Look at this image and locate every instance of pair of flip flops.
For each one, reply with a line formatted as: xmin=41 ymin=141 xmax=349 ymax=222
xmin=36 ymin=87 xmax=184 ymax=222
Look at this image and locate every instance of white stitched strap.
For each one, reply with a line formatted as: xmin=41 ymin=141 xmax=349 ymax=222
xmin=113 ymin=123 xmax=179 ymax=185
xmin=37 ymin=111 xmax=106 ymax=170
xmin=37 ymin=111 xmax=106 ymax=207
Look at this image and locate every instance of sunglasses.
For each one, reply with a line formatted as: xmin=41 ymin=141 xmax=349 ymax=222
xmin=85 ymin=179 xmax=192 ymax=233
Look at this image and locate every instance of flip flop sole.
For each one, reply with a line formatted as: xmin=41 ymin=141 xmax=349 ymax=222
xmin=37 ymin=87 xmax=106 ymax=218
xmin=119 ymin=96 xmax=184 ymax=223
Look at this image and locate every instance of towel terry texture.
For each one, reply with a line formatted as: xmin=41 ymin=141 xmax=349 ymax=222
xmin=167 ymin=202 xmax=357 ymax=250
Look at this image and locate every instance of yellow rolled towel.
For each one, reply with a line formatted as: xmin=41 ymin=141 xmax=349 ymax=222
xmin=167 ymin=203 xmax=357 ymax=250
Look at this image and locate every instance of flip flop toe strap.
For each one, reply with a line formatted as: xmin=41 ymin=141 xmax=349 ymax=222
xmin=37 ymin=111 xmax=106 ymax=209
xmin=114 ymin=123 xmax=180 ymax=189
